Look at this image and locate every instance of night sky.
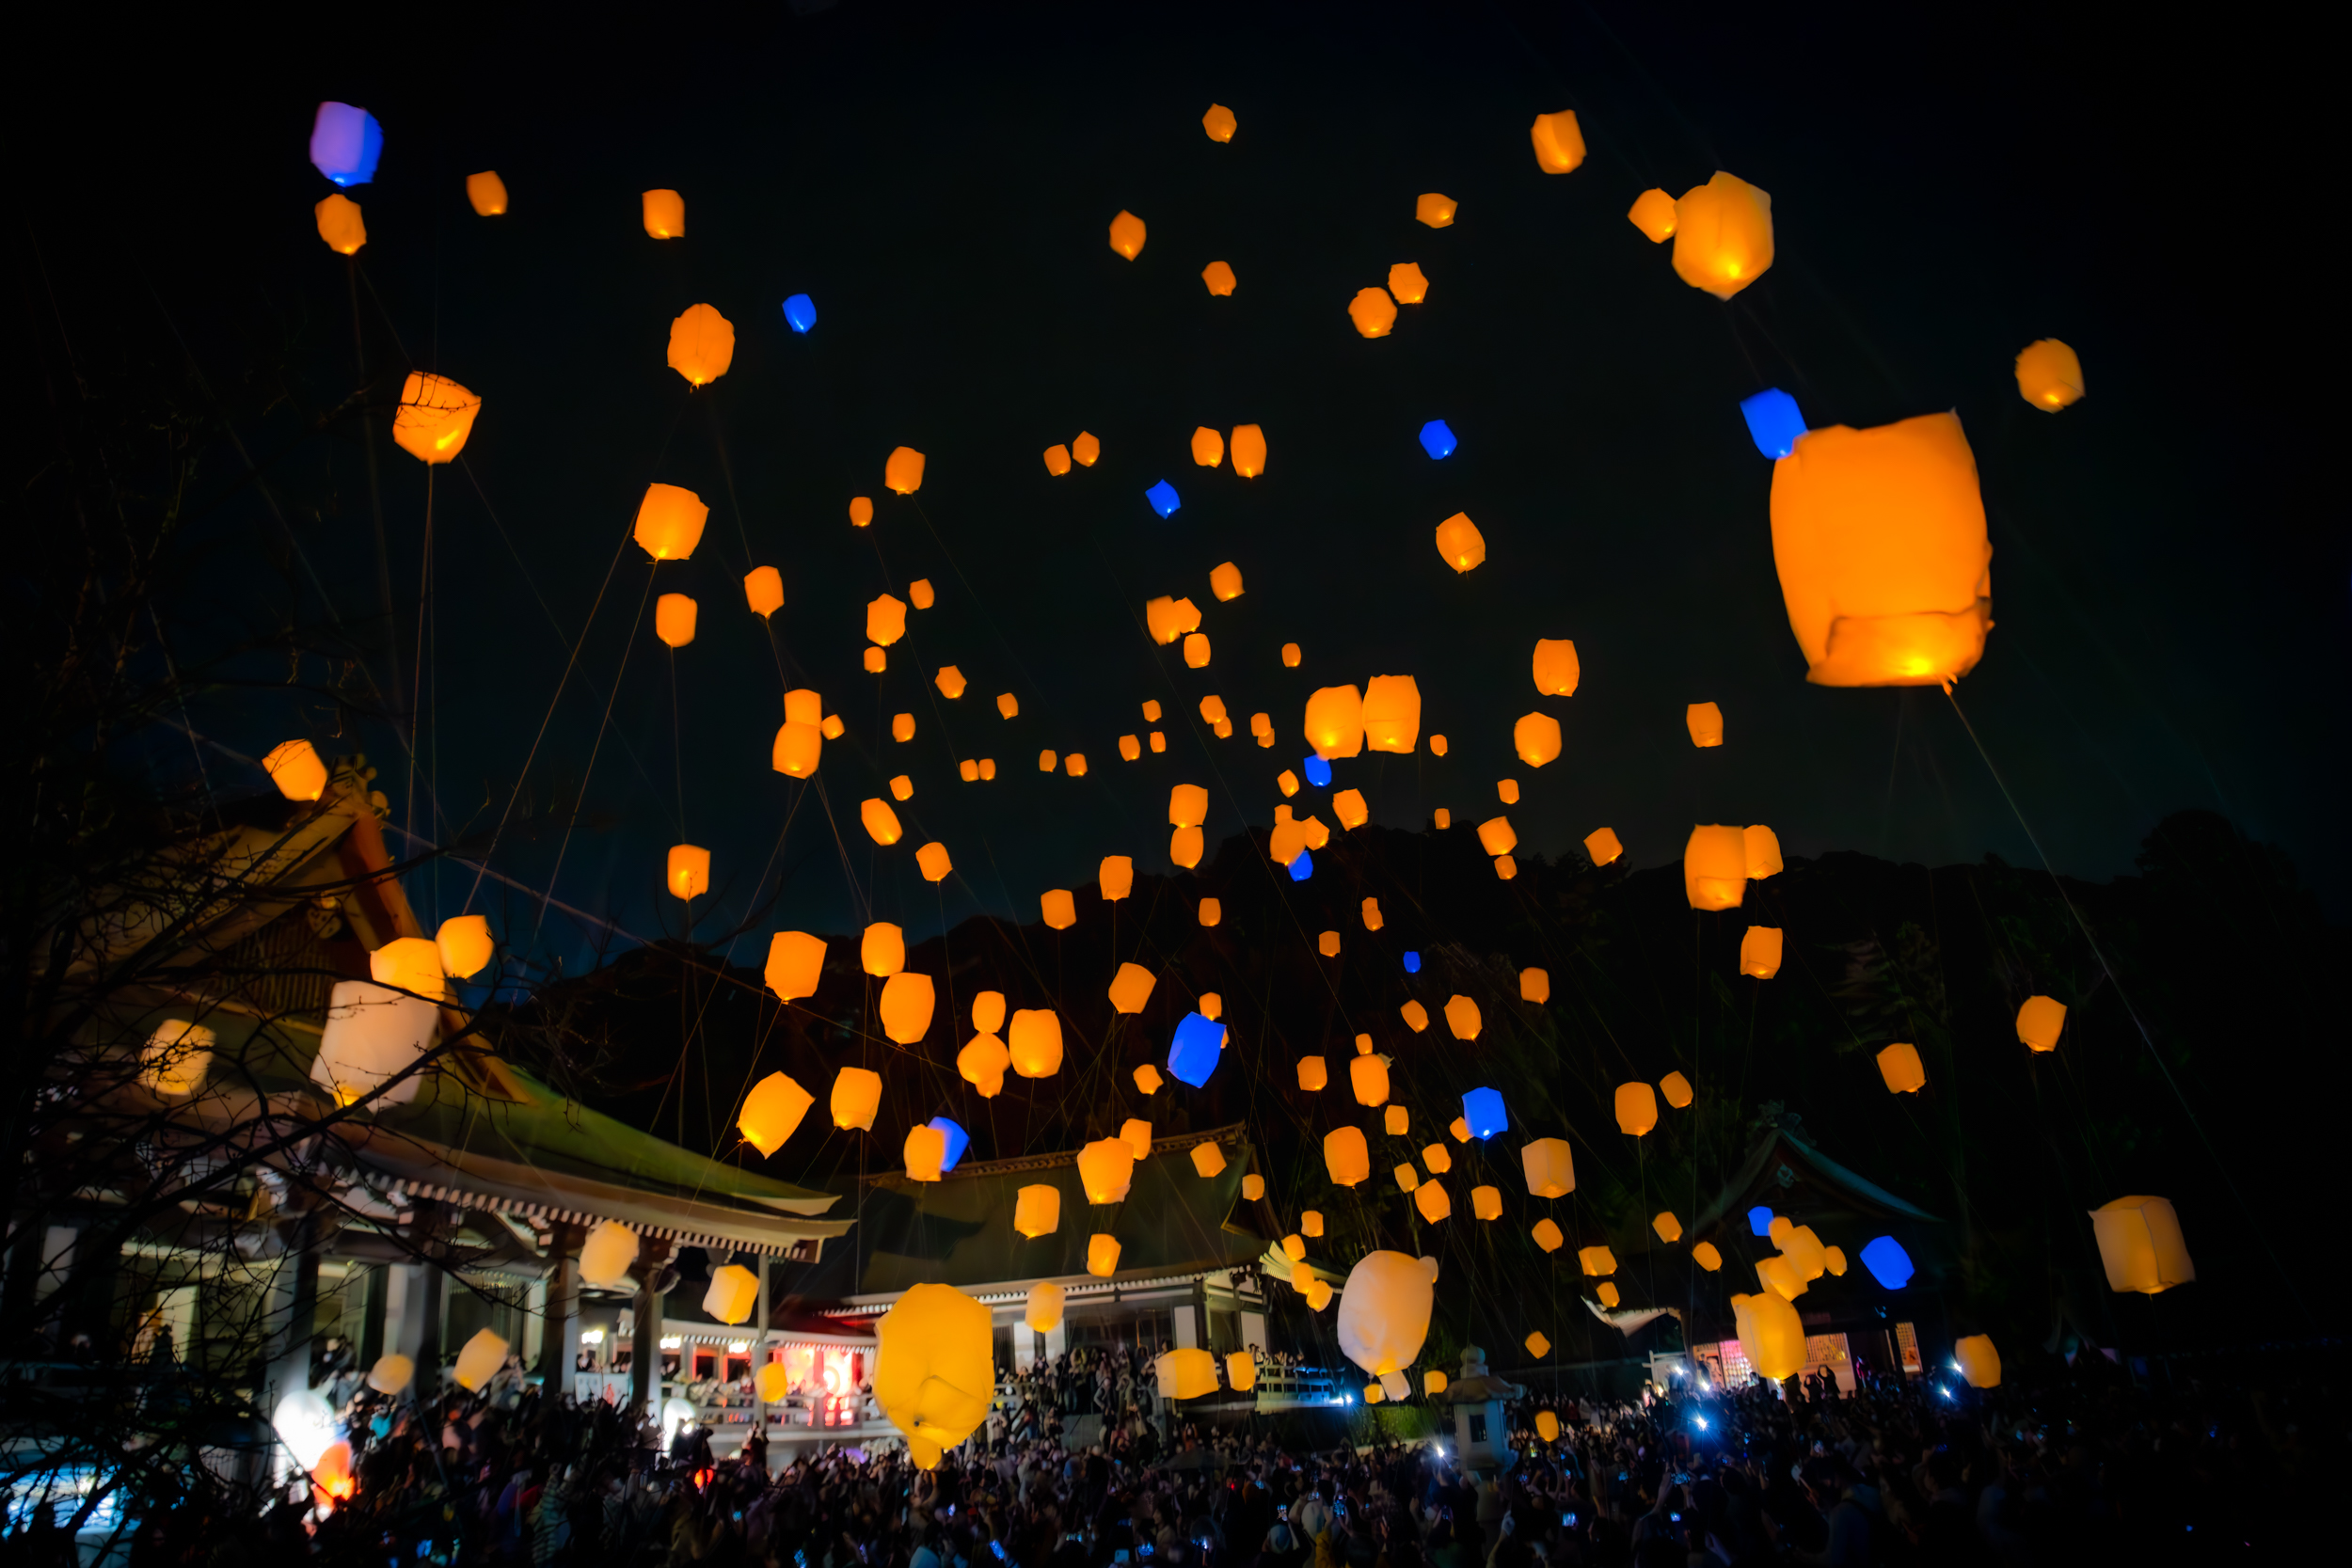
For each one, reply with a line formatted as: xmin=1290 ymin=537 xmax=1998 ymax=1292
xmin=23 ymin=0 xmax=2344 ymax=975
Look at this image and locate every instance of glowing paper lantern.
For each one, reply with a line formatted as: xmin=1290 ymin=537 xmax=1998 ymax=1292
xmin=1231 ymin=424 xmax=1266 ymax=478
xmin=1521 ymin=1138 xmax=1574 ymax=1198
xmin=1296 ymin=1056 xmax=1328 ymax=1091
xmin=1066 ymin=752 xmax=1088 ymax=776
xmin=1824 ymin=1247 xmax=1848 ymax=1277
xmin=1740 ymin=927 xmax=1783 ymax=979
xmin=830 ymin=1068 xmax=882 ymax=1131
xmin=882 ymin=447 xmax=927 ymax=496
xmin=916 ymin=842 xmax=953 ymax=882
xmin=1108 ymin=210 xmax=1147 ymax=259
xmin=1157 ymin=1348 xmax=1219 ymax=1400
xmin=2090 ymin=1196 xmax=2195 ymax=1294
xmin=1198 ymin=897 xmax=1221 ymax=927
xmin=1687 ymin=703 xmax=1724 ymax=748
xmin=577 ymin=1221 xmax=639 ymax=1291
xmin=634 ymin=483 xmax=708 ymax=561
xmin=783 ymin=293 xmax=817 ymax=333
xmin=1692 ymin=1242 xmax=1723 ymax=1272
xmin=2017 ymin=995 xmax=2066 ymax=1053
xmin=1229 ymin=1353 xmax=1256 ymax=1392
xmin=1584 ymin=827 xmax=1623 ymax=867
xmin=879 ymin=974 xmax=935 ymax=1044
xmin=1419 ymin=420 xmax=1457 ymax=461
xmin=1191 ymin=427 xmax=1225 ymax=468
xmin=1953 ymin=1334 xmax=2001 ymax=1388
xmin=2015 ymin=340 xmax=2085 ymax=411
xmin=1025 ymin=1281 xmax=1065 ymax=1332
xmin=1039 ymin=889 xmax=1077 ymax=931
xmin=960 ymin=1035 xmax=1009 ymax=1096
xmin=1384 ymin=1105 xmax=1410 ymax=1135
xmin=1349 ymin=1044 xmax=1390 ymax=1107
xmin=139 ymin=1021 xmax=213 ymax=1098
xmin=1417 ymin=193 xmax=1456 ymax=227
xmin=1303 ymin=685 xmax=1365 ymax=759
xmin=1401 ymin=1001 xmax=1429 ymax=1033
xmin=1613 ymin=1083 xmax=1659 ymax=1136
xmin=1769 ymin=412 xmax=1993 ymax=686
xmin=1529 ymin=110 xmax=1585 ymax=173
xmin=1349 ymin=287 xmax=1398 ymax=338
xmin=1740 ymin=388 xmax=1806 ymax=459
xmin=874 ymin=1284 xmax=993 ymax=1468
xmin=1168 ymin=1012 xmax=1224 ymax=1087
xmin=1362 ymin=674 xmax=1422 ymax=752
xmin=389 ymin=372 xmax=483 ymax=465
xmin=1014 ymin=1184 xmax=1061 ymax=1238
xmin=1337 ymin=1251 xmax=1435 ymax=1377
xmin=1044 ymin=443 xmax=1073 ymax=475
xmin=850 ymin=497 xmax=873 ymax=527
xmin=1009 ymin=1009 xmax=1064 ymax=1077
xmin=1190 ymin=1142 xmax=1227 ymax=1178
xmin=1684 ymin=826 xmax=1748 ymax=910
xmin=1531 ymin=1219 xmax=1565 ymax=1253
xmin=1088 ymin=1234 xmax=1122 ymax=1276
xmin=1731 ymin=1291 xmax=1804 ymax=1381
xmin=314 ymin=195 xmax=366 ymax=255
xmin=1106 ymin=962 xmax=1154 ymax=1016
xmin=454 ymin=1328 xmax=508 ymax=1392
xmin=312 ymin=981 xmax=437 ymax=1108
xmin=368 ymin=938 xmax=447 ymax=1003
xmin=744 ymin=566 xmax=785 ymax=618
xmin=1518 ymin=968 xmax=1550 ymax=1005
xmin=861 ymin=921 xmax=903 ymax=982
xmin=911 ymin=580 xmax=936 ymax=610
xmin=935 ymin=666 xmax=967 ymax=698
xmin=739 ymin=1072 xmax=816 ymax=1156
xmin=1208 ymin=562 xmax=1246 ymax=603
xmin=761 ymin=931 xmax=828 ymax=1003
xmin=1460 ymin=1086 xmax=1506 ymax=1141
xmin=1444 ymin=995 xmax=1482 ymax=1041
xmin=263 ymin=739 xmax=329 ymax=801
xmin=1672 ymin=172 xmax=1774 ymax=299
xmin=1388 ymin=262 xmax=1428 ymax=304
xmin=1461 ymin=1187 xmax=1499 ymax=1224
xmin=1525 ymin=1332 xmax=1551 ymax=1358
xmin=1628 ymin=188 xmax=1677 ymax=243
xmin=310 ymin=103 xmax=383 ymax=186
xmin=1653 ymin=1212 xmax=1683 ymax=1243
xmin=1513 ymin=712 xmax=1562 ymax=769
xmin=1325 ymin=1127 xmax=1371 ymax=1187
xmin=1526 ymin=640 xmax=1581 ymax=699
xmin=1534 ymin=1411 xmax=1560 ymax=1443
xmin=1202 ymin=261 xmax=1236 ymax=295
xmin=1199 ymin=992 xmax=1222 ymax=1021
xmin=862 ymin=803 xmax=902 ymax=859
xmin=1435 ymin=513 xmax=1486 ymax=573
xmin=1859 ymin=1236 xmax=1914 ymax=1290
xmin=1660 ymin=1071 xmax=1693 ymax=1109
xmin=666 ymin=304 xmax=736 ymax=387
xmin=1073 ymin=432 xmax=1100 ymax=466
xmin=1134 ymin=1064 xmax=1164 ymax=1096
xmin=642 ymin=189 xmax=685 ymax=238
xmin=1305 ymin=1278 xmax=1332 ymax=1310
xmin=654 ymin=594 xmax=699 ymax=650
xmin=1745 ymin=825 xmax=1783 ymax=879
xmin=1077 ymin=1139 xmax=1137 ymax=1205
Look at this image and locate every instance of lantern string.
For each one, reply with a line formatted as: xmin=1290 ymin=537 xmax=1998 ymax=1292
xmin=1944 ymin=687 xmax=2307 ymax=1323
xmin=532 ymin=572 xmax=660 ymax=946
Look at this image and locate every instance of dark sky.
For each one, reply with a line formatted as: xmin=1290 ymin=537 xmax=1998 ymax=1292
xmin=24 ymin=0 xmax=2345 ymax=974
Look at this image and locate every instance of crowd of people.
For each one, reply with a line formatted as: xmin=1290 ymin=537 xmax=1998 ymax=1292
xmin=29 ymin=1340 xmax=2321 ymax=1564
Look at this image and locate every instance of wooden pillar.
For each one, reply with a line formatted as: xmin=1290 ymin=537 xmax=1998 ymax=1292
xmin=408 ymin=1202 xmax=447 ymax=1405
xmin=629 ymin=1237 xmax=674 ymax=1417
xmin=536 ymin=1221 xmax=584 ymax=1394
xmin=263 ymin=1212 xmax=322 ymax=1408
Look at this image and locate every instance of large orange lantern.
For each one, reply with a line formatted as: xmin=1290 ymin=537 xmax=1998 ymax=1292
xmin=1671 ymin=172 xmax=1774 ymax=300
xmin=666 ymin=304 xmax=736 ymax=387
xmin=1683 ymin=826 xmax=1748 ymax=910
xmin=1769 ymin=413 xmax=1992 ymax=686
xmin=391 ymin=372 xmax=483 ymax=464
xmin=634 ymin=483 xmax=708 ymax=561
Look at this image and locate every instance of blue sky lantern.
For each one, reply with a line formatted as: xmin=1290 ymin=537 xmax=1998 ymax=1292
xmin=1167 ymin=1012 xmax=1224 ymax=1087
xmin=1146 ymin=481 xmax=1181 ymax=518
xmin=1403 ymin=951 xmax=1421 ymax=974
xmin=1461 ymin=1086 xmax=1507 ymax=1140
xmin=1287 ymin=849 xmax=1312 ymax=881
xmin=1419 ymin=420 xmax=1457 ymax=460
xmin=1747 ymin=1205 xmax=1775 ymax=1237
xmin=783 ymin=294 xmax=818 ymax=334
xmin=309 ymin=102 xmax=384 ymax=188
xmin=1302 ymin=754 xmax=1332 ymax=788
xmin=927 ymin=1117 xmax=971 ymax=1173
xmin=1740 ymin=388 xmax=1806 ymax=459
xmin=1859 ymin=1235 xmax=1915 ymax=1290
